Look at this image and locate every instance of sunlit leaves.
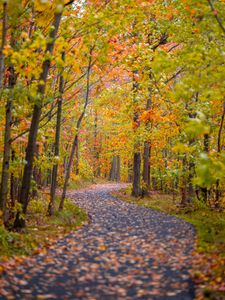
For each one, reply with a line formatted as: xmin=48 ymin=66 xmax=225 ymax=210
xmin=194 ymin=153 xmax=225 ymax=188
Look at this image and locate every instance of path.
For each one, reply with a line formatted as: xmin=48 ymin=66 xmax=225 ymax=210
xmin=0 ymin=183 xmax=195 ymax=299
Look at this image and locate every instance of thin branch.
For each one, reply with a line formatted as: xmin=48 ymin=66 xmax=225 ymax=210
xmin=218 ymin=101 xmax=225 ymax=152
xmin=64 ymin=0 xmax=75 ymax=7
xmin=165 ymin=68 xmax=185 ymax=84
xmin=207 ymin=0 xmax=225 ymax=34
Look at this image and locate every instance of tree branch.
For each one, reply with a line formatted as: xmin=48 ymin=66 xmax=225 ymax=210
xmin=207 ymin=0 xmax=225 ymax=34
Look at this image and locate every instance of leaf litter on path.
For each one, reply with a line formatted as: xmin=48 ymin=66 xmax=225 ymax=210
xmin=0 ymin=183 xmax=195 ymax=299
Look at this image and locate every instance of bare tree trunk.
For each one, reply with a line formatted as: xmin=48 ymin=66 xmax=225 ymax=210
xmin=132 ymin=153 xmax=141 ymax=197
xmin=116 ymin=155 xmax=120 ymax=182
xmin=0 ymin=1 xmax=8 ymax=223
xmin=109 ymin=155 xmax=116 ymax=181
xmin=187 ymin=160 xmax=194 ymax=203
xmin=0 ymin=63 xmax=17 ymax=223
xmin=201 ymin=133 xmax=209 ymax=202
xmin=142 ymin=85 xmax=152 ymax=195
xmin=0 ymin=1 xmax=7 ymax=88
xmin=180 ymin=155 xmax=187 ymax=206
xmin=75 ymin=139 xmax=79 ymax=175
xmin=142 ymin=142 xmax=151 ymax=191
xmin=0 ymin=100 xmax=12 ymax=220
xmin=215 ymin=102 xmax=225 ymax=208
xmin=132 ymin=70 xmax=142 ymax=197
xmin=59 ymin=135 xmax=78 ymax=211
xmin=10 ymin=150 xmax=16 ymax=211
xmin=32 ymin=143 xmax=41 ymax=197
xmin=14 ymin=12 xmax=63 ymax=229
xmin=48 ymin=52 xmax=65 ymax=216
xmin=93 ymin=111 xmax=100 ymax=177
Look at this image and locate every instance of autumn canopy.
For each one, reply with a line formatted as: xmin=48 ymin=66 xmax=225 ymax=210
xmin=0 ymin=0 xmax=224 ymax=231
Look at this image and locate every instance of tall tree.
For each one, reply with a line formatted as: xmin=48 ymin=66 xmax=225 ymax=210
xmin=14 ymin=4 xmax=66 ymax=229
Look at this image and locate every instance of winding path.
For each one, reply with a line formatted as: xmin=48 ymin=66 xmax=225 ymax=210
xmin=0 ymin=184 xmax=195 ymax=299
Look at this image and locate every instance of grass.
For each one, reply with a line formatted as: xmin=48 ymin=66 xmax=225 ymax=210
xmin=68 ymin=175 xmax=107 ymax=190
xmin=0 ymin=176 xmax=107 ymax=261
xmin=0 ymin=193 xmax=87 ymax=261
xmin=113 ymin=186 xmax=225 ymax=299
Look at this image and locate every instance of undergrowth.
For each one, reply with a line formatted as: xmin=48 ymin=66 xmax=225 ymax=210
xmin=0 ymin=194 xmax=87 ymax=261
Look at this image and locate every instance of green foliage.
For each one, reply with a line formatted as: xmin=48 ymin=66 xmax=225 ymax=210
xmin=78 ymin=157 xmax=94 ymax=181
xmin=52 ymin=198 xmax=87 ymax=228
xmin=0 ymin=195 xmax=87 ymax=260
xmin=194 ymin=153 xmax=225 ymax=188
xmin=0 ymin=226 xmax=34 ymax=257
xmin=184 ymin=113 xmax=210 ymax=140
xmin=29 ymin=198 xmax=46 ymax=214
xmin=0 ymin=226 xmax=14 ymax=253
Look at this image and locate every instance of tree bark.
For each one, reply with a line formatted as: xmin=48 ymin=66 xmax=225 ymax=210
xmin=132 ymin=70 xmax=142 ymax=197
xmin=0 ymin=1 xmax=7 ymax=88
xmin=59 ymin=47 xmax=93 ymax=211
xmin=180 ymin=155 xmax=187 ymax=206
xmin=14 ymin=11 xmax=63 ymax=229
xmin=109 ymin=155 xmax=116 ymax=181
xmin=0 ymin=64 xmax=17 ymax=223
xmin=0 ymin=99 xmax=12 ymax=219
xmin=142 ymin=85 xmax=152 ymax=195
xmin=215 ymin=102 xmax=225 ymax=207
xmin=132 ymin=152 xmax=141 ymax=197
xmin=48 ymin=52 xmax=65 ymax=216
xmin=93 ymin=111 xmax=100 ymax=177
xmin=201 ymin=133 xmax=209 ymax=202
xmin=75 ymin=138 xmax=79 ymax=175
xmin=142 ymin=143 xmax=151 ymax=188
xmin=116 ymin=155 xmax=120 ymax=182
xmin=10 ymin=150 xmax=16 ymax=211
xmin=0 ymin=1 xmax=8 ymax=223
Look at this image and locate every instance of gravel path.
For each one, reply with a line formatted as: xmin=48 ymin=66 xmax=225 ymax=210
xmin=0 ymin=183 xmax=195 ymax=300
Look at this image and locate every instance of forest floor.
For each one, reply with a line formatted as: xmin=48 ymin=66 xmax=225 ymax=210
xmin=0 ymin=183 xmax=195 ymax=300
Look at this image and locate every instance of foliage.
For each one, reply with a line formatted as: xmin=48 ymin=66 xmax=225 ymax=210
xmin=0 ymin=194 xmax=87 ymax=260
xmin=0 ymin=0 xmax=224 ymax=295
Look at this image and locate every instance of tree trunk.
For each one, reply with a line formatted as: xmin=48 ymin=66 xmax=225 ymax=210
xmin=116 ymin=155 xmax=120 ymax=182
xmin=0 ymin=63 xmax=17 ymax=223
xmin=93 ymin=111 xmax=100 ymax=177
xmin=0 ymin=99 xmax=12 ymax=220
xmin=14 ymin=12 xmax=63 ymax=229
xmin=59 ymin=46 xmax=93 ymax=211
xmin=201 ymin=133 xmax=209 ymax=202
xmin=180 ymin=156 xmax=187 ymax=206
xmin=32 ymin=143 xmax=41 ymax=197
xmin=0 ymin=2 xmax=8 ymax=223
xmin=132 ymin=152 xmax=141 ymax=197
xmin=59 ymin=135 xmax=78 ymax=211
xmin=132 ymin=70 xmax=142 ymax=197
xmin=187 ymin=160 xmax=194 ymax=203
xmin=75 ymin=138 xmax=79 ymax=175
xmin=215 ymin=102 xmax=225 ymax=208
xmin=10 ymin=150 xmax=16 ymax=212
xmin=109 ymin=156 xmax=117 ymax=181
xmin=142 ymin=142 xmax=151 ymax=195
xmin=0 ymin=2 xmax=7 ymax=89
xmin=48 ymin=52 xmax=65 ymax=216
xmin=142 ymin=85 xmax=152 ymax=195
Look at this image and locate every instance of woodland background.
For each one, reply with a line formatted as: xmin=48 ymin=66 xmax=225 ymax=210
xmin=0 ymin=0 xmax=224 ymax=298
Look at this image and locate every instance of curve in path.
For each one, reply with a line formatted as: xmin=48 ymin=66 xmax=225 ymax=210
xmin=0 ymin=183 xmax=195 ymax=300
